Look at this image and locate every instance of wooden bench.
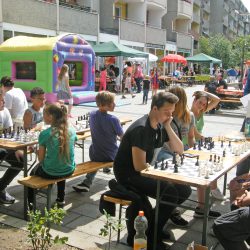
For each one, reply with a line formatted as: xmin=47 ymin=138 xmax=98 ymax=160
xmin=103 ymin=195 xmax=132 ymax=243
xmin=18 ymin=161 xmax=113 ymax=219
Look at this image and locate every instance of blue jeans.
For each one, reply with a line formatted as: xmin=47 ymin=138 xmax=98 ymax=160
xmin=157 ymin=148 xmax=174 ymax=162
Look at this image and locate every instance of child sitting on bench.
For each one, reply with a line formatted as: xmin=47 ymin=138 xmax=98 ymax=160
xmin=28 ymin=103 xmax=77 ymax=207
xmin=73 ymin=91 xmax=124 ymax=192
xmin=23 ymin=87 xmax=45 ymax=130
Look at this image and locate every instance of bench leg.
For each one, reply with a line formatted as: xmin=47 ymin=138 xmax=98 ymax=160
xmin=47 ymin=184 xmax=53 ymax=210
xmin=117 ymin=204 xmax=122 ymax=243
xmin=24 ymin=186 xmax=28 ymax=220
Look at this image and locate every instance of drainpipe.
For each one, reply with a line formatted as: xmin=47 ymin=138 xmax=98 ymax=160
xmin=56 ymin=0 xmax=59 ymax=35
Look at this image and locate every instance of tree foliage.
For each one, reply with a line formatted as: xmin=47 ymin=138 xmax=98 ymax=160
xmin=198 ymin=34 xmax=250 ymax=69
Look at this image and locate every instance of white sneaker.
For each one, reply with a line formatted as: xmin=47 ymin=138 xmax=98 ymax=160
xmin=210 ymin=188 xmax=226 ymax=201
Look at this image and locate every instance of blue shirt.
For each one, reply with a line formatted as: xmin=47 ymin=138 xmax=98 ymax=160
xmin=89 ymin=110 xmax=124 ymax=162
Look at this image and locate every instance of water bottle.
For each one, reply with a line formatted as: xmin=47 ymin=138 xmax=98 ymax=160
xmin=134 ymin=211 xmax=148 ymax=250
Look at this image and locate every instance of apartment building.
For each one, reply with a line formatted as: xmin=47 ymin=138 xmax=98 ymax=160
xmin=0 ymin=0 xmax=249 ymax=59
xmin=210 ymin=0 xmax=250 ymax=39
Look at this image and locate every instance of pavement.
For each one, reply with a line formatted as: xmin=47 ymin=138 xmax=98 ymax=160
xmin=0 ymin=84 xmax=247 ymax=250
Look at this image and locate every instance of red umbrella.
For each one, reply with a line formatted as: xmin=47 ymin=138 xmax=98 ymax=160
xmin=161 ymin=54 xmax=187 ymax=64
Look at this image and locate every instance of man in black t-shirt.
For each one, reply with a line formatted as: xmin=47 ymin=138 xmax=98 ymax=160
xmin=217 ymin=74 xmax=228 ymax=90
xmin=113 ymin=92 xmax=192 ymax=250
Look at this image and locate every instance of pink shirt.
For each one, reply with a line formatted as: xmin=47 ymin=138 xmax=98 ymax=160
xmin=100 ymin=70 xmax=107 ymax=83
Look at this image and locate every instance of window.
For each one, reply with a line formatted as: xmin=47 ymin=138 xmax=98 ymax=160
xmin=14 ymin=62 xmax=36 ymax=80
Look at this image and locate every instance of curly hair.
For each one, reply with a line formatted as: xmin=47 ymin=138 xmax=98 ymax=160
xmin=43 ymin=103 xmax=69 ymax=163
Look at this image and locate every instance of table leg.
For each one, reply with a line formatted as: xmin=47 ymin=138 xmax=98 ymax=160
xmin=202 ymin=186 xmax=210 ymax=246
xmin=82 ymin=139 xmax=84 ymax=163
xmin=23 ymin=148 xmax=28 ymax=220
xmin=153 ymin=180 xmax=161 ymax=250
xmin=223 ymin=173 xmax=228 ymax=196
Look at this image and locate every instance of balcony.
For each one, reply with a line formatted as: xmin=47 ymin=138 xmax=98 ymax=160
xmin=120 ymin=19 xmax=166 ymax=46
xmin=192 ymin=12 xmax=200 ymax=24
xmin=120 ymin=19 xmax=145 ymax=43
xmin=147 ymin=0 xmax=167 ymax=9
xmin=193 ymin=0 xmax=201 ymax=7
xmin=1 ymin=0 xmax=98 ymax=36
xmin=177 ymin=0 xmax=192 ymax=18
xmin=177 ymin=32 xmax=192 ymax=50
xmin=146 ymin=25 xmax=166 ymax=45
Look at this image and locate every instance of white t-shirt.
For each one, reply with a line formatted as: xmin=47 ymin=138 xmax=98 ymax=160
xmin=0 ymin=108 xmax=13 ymax=133
xmin=4 ymin=88 xmax=28 ymax=119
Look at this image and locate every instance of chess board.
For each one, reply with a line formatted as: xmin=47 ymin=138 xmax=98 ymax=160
xmin=150 ymin=157 xmax=223 ymax=180
xmin=71 ymin=113 xmax=90 ymax=132
xmin=0 ymin=130 xmax=39 ymax=144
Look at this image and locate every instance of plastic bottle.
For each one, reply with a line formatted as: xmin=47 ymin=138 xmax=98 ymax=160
xmin=134 ymin=210 xmax=148 ymax=250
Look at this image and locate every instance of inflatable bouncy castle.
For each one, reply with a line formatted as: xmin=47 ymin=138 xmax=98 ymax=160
xmin=0 ymin=34 xmax=96 ymax=104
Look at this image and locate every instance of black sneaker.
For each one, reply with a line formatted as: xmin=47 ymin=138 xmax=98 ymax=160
xmin=55 ymin=198 xmax=65 ymax=207
xmin=170 ymin=213 xmax=189 ymax=228
xmin=194 ymin=207 xmax=221 ymax=219
xmin=0 ymin=190 xmax=15 ymax=204
xmin=72 ymin=182 xmax=90 ymax=192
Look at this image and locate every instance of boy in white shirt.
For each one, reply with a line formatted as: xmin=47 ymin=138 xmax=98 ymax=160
xmin=1 ymin=76 xmax=28 ymax=128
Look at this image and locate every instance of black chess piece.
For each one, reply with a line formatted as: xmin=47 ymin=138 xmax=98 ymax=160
xmin=217 ymin=156 xmax=220 ymax=163
xmin=229 ymin=141 xmax=231 ymax=147
xmin=193 ymin=143 xmax=196 ymax=150
xmin=181 ymin=155 xmax=184 ymax=165
xmin=198 ymin=141 xmax=201 ymax=150
xmin=223 ymin=150 xmax=226 ymax=157
xmin=154 ymin=161 xmax=158 ymax=169
xmin=161 ymin=160 xmax=165 ymax=170
xmin=165 ymin=160 xmax=168 ymax=169
xmin=214 ymin=155 xmax=217 ymax=163
xmin=195 ymin=156 xmax=199 ymax=166
xmin=209 ymin=154 xmax=212 ymax=162
xmin=221 ymin=140 xmax=224 ymax=148
xmin=172 ymin=152 xmax=176 ymax=164
xmin=174 ymin=163 xmax=178 ymax=173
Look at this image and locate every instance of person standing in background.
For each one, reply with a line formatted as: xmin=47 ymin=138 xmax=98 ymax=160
xmin=142 ymin=75 xmax=150 ymax=104
xmin=99 ymin=66 xmax=107 ymax=92
xmin=151 ymin=67 xmax=159 ymax=97
xmin=134 ymin=63 xmax=143 ymax=93
xmin=56 ymin=64 xmax=74 ymax=118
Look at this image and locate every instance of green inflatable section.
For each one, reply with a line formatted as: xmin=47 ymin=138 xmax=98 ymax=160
xmin=0 ymin=50 xmax=53 ymax=92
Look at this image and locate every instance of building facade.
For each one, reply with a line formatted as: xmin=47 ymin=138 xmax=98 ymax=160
xmin=0 ymin=0 xmax=249 ymax=58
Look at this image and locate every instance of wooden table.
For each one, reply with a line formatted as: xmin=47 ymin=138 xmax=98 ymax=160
xmin=216 ymin=88 xmax=243 ymax=98
xmin=141 ymin=141 xmax=250 ymax=249
xmin=75 ymin=117 xmax=132 ymax=162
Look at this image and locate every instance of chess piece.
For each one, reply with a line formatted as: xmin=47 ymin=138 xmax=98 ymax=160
xmin=154 ymin=161 xmax=158 ymax=169
xmin=209 ymin=155 xmax=212 ymax=162
xmin=198 ymin=141 xmax=201 ymax=150
xmin=195 ymin=156 xmax=199 ymax=166
xmin=172 ymin=152 xmax=176 ymax=164
xmin=214 ymin=155 xmax=217 ymax=163
xmin=165 ymin=160 xmax=168 ymax=169
xmin=181 ymin=155 xmax=184 ymax=165
xmin=221 ymin=140 xmax=223 ymax=148
xmin=161 ymin=160 xmax=165 ymax=170
xmin=193 ymin=143 xmax=196 ymax=150
xmin=229 ymin=141 xmax=231 ymax=147
xmin=223 ymin=150 xmax=226 ymax=157
xmin=174 ymin=163 xmax=178 ymax=173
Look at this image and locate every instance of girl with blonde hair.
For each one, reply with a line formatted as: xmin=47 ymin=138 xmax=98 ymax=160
xmin=56 ymin=64 xmax=74 ymax=118
xmin=28 ymin=103 xmax=77 ymax=207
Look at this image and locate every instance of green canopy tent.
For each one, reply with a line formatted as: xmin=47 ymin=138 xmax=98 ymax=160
xmin=93 ymin=41 xmax=149 ymax=81
xmin=93 ymin=41 xmax=148 ymax=58
xmin=186 ymin=53 xmax=222 ymax=74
